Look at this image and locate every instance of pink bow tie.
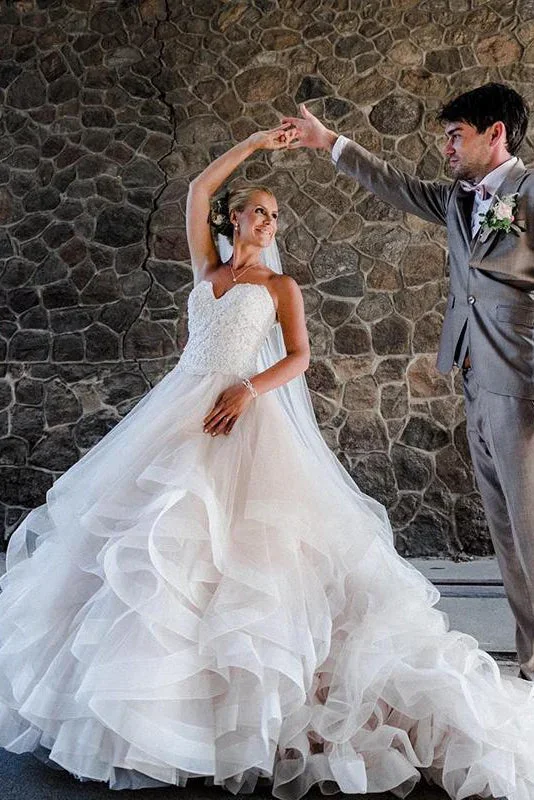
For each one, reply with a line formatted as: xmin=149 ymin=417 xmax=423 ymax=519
xmin=459 ymin=180 xmax=490 ymax=200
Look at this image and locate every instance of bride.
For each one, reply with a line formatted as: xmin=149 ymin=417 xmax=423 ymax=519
xmin=1 ymin=125 xmax=534 ymax=800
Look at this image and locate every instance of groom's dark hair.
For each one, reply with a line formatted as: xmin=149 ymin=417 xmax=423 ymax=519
xmin=438 ymin=83 xmax=528 ymax=156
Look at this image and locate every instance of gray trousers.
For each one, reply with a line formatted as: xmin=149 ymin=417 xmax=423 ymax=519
xmin=463 ymin=368 xmax=534 ymax=675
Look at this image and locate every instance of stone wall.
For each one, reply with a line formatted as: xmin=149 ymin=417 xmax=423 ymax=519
xmin=1 ymin=0 xmax=533 ymax=556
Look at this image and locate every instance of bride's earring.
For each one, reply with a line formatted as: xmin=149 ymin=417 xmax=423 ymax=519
xmin=234 ymin=222 xmax=239 ymax=236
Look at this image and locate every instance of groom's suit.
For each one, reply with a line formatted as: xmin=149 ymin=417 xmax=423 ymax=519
xmin=334 ymin=138 xmax=534 ymax=674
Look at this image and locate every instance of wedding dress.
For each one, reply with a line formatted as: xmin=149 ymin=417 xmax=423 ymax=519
xmin=1 ymin=277 xmax=534 ymax=800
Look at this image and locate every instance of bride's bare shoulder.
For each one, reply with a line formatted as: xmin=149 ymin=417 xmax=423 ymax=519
xmin=267 ymin=272 xmax=301 ymax=297
xmin=264 ymin=273 xmax=303 ymax=317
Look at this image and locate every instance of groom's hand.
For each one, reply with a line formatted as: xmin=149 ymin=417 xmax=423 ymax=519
xmin=281 ymin=103 xmax=338 ymax=151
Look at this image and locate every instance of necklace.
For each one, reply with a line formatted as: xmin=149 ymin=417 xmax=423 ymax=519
xmin=229 ymin=261 xmax=258 ymax=283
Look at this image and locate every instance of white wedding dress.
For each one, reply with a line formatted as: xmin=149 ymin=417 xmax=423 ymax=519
xmin=1 ymin=278 xmax=534 ymax=799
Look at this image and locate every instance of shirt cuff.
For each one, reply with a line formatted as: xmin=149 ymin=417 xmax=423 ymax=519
xmin=331 ymin=134 xmax=350 ymax=164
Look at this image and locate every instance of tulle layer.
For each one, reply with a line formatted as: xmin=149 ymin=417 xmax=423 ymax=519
xmin=1 ymin=366 xmax=534 ymax=799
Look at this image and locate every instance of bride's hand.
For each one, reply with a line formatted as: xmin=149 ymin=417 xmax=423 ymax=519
xmin=248 ymin=125 xmax=298 ymax=151
xmin=203 ymin=383 xmax=254 ymax=437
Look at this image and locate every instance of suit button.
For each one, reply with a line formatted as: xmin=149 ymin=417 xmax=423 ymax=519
xmin=468 ymin=295 xmax=476 ymax=305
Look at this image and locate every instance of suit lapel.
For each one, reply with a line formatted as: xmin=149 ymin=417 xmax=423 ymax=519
xmin=454 ymin=185 xmax=475 ymax=246
xmin=471 ymin=158 xmax=528 ymax=262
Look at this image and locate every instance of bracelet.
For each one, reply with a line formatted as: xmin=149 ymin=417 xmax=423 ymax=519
xmin=242 ymin=377 xmax=258 ymax=399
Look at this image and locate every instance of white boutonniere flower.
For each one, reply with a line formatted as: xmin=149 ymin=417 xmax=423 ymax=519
xmin=478 ymin=193 xmax=525 ymax=242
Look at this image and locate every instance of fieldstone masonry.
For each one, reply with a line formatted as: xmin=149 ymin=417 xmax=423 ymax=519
xmin=1 ymin=0 xmax=533 ymax=556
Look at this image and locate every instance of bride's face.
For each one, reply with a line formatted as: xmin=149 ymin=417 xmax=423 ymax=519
xmin=233 ymin=191 xmax=278 ymax=248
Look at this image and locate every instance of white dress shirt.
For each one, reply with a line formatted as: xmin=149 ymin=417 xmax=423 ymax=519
xmin=331 ymin=134 xmax=518 ymax=238
xmin=462 ymin=157 xmax=518 ymax=236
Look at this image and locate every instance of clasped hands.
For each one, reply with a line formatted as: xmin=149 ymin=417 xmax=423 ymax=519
xmin=246 ymin=103 xmax=334 ymax=153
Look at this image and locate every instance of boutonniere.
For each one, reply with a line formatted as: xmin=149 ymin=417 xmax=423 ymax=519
xmin=478 ymin=193 xmax=526 ymax=242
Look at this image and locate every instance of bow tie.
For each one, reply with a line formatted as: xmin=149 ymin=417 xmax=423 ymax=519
xmin=459 ymin=180 xmax=490 ymax=201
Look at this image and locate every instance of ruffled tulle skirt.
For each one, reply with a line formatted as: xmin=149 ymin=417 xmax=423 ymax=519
xmin=1 ymin=365 xmax=534 ymax=799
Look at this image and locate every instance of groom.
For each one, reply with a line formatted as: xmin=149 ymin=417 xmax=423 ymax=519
xmin=284 ymin=83 xmax=534 ymax=679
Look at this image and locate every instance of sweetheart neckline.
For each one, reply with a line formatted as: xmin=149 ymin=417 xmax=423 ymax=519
xmin=194 ymin=280 xmax=277 ymax=316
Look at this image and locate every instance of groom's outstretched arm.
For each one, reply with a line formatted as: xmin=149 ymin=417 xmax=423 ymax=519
xmin=283 ymin=104 xmax=449 ymax=227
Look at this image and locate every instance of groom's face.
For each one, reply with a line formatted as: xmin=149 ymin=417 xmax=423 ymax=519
xmin=443 ymin=121 xmax=493 ymax=182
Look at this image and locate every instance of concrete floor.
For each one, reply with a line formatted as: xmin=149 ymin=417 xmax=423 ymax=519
xmin=409 ymin=557 xmax=516 ymax=653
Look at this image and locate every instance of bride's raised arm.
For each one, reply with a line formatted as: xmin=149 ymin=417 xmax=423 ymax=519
xmin=185 ymin=127 xmax=295 ymax=282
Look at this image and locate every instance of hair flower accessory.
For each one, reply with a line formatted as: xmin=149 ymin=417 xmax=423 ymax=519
xmin=209 ymin=190 xmax=233 ymax=239
xmin=478 ymin=193 xmax=525 ymax=241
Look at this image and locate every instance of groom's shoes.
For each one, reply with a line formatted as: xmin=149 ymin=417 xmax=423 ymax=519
xmin=518 ymin=668 xmax=532 ymax=680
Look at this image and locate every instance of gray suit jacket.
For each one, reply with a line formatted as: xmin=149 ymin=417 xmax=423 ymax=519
xmin=337 ymin=141 xmax=534 ymax=399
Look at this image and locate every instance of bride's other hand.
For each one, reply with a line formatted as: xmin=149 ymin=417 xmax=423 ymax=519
xmin=281 ymin=103 xmax=338 ymax=151
xmin=203 ymin=383 xmax=253 ymax=437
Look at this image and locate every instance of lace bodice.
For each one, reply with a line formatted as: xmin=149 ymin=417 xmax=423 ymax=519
xmin=177 ymin=280 xmax=277 ymax=377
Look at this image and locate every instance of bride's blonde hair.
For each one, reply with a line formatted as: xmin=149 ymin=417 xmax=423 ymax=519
xmin=210 ymin=184 xmax=274 ymax=242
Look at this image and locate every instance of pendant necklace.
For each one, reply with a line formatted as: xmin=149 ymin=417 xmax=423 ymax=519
xmin=229 ymin=261 xmax=257 ymax=283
